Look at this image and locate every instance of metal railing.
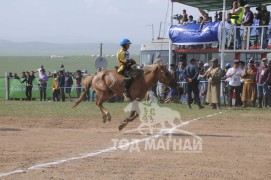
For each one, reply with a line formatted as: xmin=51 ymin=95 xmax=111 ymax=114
xmin=220 ymin=24 xmax=271 ymax=52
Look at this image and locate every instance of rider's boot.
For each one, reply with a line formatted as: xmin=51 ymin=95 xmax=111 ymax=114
xmin=123 ymin=78 xmax=132 ymax=101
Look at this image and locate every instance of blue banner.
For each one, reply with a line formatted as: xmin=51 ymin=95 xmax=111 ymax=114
xmin=169 ymin=22 xmax=221 ymax=45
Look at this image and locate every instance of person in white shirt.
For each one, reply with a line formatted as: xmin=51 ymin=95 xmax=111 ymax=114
xmin=226 ymin=61 xmax=243 ymax=107
xmin=36 ymin=65 xmax=44 ymax=78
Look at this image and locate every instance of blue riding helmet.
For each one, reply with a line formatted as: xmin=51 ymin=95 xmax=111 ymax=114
xmin=120 ymin=39 xmax=132 ymax=46
xmin=225 ymin=63 xmax=231 ymax=68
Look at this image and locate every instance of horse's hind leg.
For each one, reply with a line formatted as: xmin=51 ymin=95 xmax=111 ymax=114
xmin=96 ymin=95 xmax=108 ymax=123
xmin=96 ymin=92 xmax=113 ymax=123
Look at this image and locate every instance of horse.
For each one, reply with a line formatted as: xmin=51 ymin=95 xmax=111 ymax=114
xmin=73 ymin=61 xmax=177 ymax=131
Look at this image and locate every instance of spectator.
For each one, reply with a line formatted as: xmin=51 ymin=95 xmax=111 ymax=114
xmin=241 ymin=59 xmax=257 ymax=107
xmin=178 ymin=62 xmax=186 ymax=81
xmin=75 ymin=70 xmax=83 ymax=98
xmin=231 ymin=0 xmax=245 ymax=49
xmin=197 ymin=16 xmax=203 ymax=24
xmin=198 ymin=8 xmax=211 ymax=30
xmin=186 ymin=15 xmax=196 ymax=24
xmin=57 ymin=70 xmax=65 ymax=102
xmin=156 ymin=81 xmax=165 ymax=102
xmin=256 ymin=58 xmax=268 ymax=108
xmin=36 ymin=65 xmax=44 ymax=78
xmin=39 ymin=69 xmax=48 ymax=101
xmin=47 ymin=71 xmax=52 ymax=77
xmin=200 ymin=58 xmax=223 ymax=109
xmin=199 ymin=63 xmax=210 ymax=104
xmin=242 ymin=4 xmax=254 ymax=49
xmin=203 ymin=63 xmax=210 ymax=74
xmin=52 ymin=73 xmax=60 ymax=101
xmin=239 ymin=60 xmax=245 ymax=103
xmin=255 ymin=61 xmax=260 ymax=68
xmin=197 ymin=61 xmax=204 ymax=75
xmin=21 ymin=71 xmax=34 ymax=101
xmin=60 ymin=64 xmax=65 ymax=73
xmin=258 ymin=4 xmax=270 ymax=49
xmin=184 ymin=58 xmax=204 ymax=109
xmin=263 ymin=60 xmax=271 ymax=107
xmin=65 ymin=72 xmax=73 ymax=102
xmin=30 ymin=71 xmax=35 ymax=78
xmin=14 ymin=73 xmax=19 ymax=79
xmin=180 ymin=9 xmax=188 ymax=24
xmin=21 ymin=72 xmax=26 ymax=79
xmin=226 ymin=61 xmax=243 ymax=108
xmin=177 ymin=62 xmax=186 ymax=103
xmin=222 ymin=63 xmax=232 ymax=106
xmin=8 ymin=72 xmax=13 ymax=78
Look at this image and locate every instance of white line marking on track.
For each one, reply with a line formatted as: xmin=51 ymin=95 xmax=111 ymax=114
xmin=0 ymin=111 xmax=223 ymax=178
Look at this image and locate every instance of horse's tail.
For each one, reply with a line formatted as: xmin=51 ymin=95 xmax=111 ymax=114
xmin=72 ymin=75 xmax=94 ymax=108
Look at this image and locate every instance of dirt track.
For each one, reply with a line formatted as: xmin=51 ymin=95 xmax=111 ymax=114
xmin=0 ymin=109 xmax=271 ymax=180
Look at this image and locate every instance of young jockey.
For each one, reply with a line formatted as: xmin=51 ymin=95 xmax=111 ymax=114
xmin=117 ymin=38 xmax=133 ymax=100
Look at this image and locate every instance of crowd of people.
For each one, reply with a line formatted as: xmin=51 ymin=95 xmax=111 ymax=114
xmin=174 ymin=1 xmax=270 ymax=49
xmin=157 ymin=57 xmax=271 ymax=109
xmin=8 ymin=64 xmax=95 ymax=102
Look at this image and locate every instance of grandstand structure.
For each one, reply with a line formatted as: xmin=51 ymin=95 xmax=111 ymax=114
xmin=168 ymin=0 xmax=271 ymax=68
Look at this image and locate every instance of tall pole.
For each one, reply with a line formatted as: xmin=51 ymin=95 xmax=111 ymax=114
xmin=152 ymin=24 xmax=154 ymax=40
xmin=169 ymin=0 xmax=173 ymax=66
xmin=220 ymin=0 xmax=226 ymax=98
xmin=100 ymin=43 xmax=103 ymax=57
xmin=220 ymin=0 xmax=226 ymax=69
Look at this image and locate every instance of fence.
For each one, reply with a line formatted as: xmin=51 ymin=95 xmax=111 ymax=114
xmin=0 ymin=75 xmax=85 ymax=99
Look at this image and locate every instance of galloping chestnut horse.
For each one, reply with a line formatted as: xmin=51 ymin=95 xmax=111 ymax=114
xmin=73 ymin=62 xmax=177 ymax=130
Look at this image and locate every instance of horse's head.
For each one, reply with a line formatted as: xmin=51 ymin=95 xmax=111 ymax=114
xmin=155 ymin=64 xmax=177 ymax=89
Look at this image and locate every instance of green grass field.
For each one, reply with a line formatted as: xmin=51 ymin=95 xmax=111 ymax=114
xmin=0 ymin=99 xmax=269 ymax=122
xmin=0 ymin=55 xmax=139 ymax=77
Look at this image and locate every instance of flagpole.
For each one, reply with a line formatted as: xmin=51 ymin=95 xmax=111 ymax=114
xmin=169 ymin=0 xmax=173 ymax=66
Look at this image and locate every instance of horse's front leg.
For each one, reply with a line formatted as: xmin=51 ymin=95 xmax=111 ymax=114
xmin=119 ymin=111 xmax=139 ymax=131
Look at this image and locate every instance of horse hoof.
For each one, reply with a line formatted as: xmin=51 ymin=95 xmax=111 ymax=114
xmin=119 ymin=123 xmax=126 ymax=131
xmin=106 ymin=115 xmax=111 ymax=122
xmin=103 ymin=116 xmax=107 ymax=123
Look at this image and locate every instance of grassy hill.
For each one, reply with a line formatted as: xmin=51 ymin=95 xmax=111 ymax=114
xmin=0 ymin=39 xmax=141 ymax=56
xmin=0 ymin=55 xmax=139 ymax=77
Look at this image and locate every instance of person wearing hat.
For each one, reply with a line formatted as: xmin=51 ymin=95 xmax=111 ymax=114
xmin=262 ymin=60 xmax=271 ymax=107
xmin=258 ymin=4 xmax=270 ymax=49
xmin=117 ymin=38 xmax=134 ymax=100
xmin=200 ymin=58 xmax=223 ymax=109
xmin=242 ymin=4 xmax=254 ymax=49
xmin=226 ymin=61 xmax=243 ymax=108
xmin=256 ymin=58 xmax=268 ymax=108
xmin=184 ymin=58 xmax=204 ymax=109
xmin=241 ymin=59 xmax=257 ymax=107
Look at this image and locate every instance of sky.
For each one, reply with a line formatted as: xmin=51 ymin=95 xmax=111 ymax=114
xmin=0 ymin=0 xmax=269 ymax=44
xmin=0 ymin=0 xmax=204 ymax=44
